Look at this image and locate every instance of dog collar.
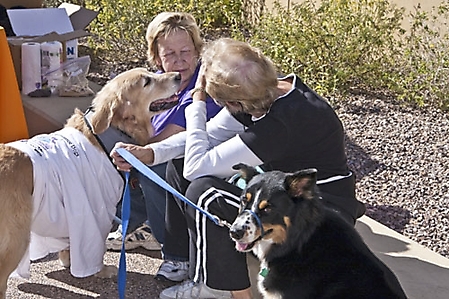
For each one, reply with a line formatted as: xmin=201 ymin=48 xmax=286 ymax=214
xmin=84 ymin=107 xmax=137 ymax=154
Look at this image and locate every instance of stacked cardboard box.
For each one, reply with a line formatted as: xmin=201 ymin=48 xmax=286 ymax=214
xmin=0 ymin=0 xmax=42 ymax=9
xmin=6 ymin=3 xmax=98 ymax=89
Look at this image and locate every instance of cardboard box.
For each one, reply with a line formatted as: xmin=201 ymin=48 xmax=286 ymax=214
xmin=6 ymin=3 xmax=98 ymax=89
xmin=0 ymin=0 xmax=42 ymax=9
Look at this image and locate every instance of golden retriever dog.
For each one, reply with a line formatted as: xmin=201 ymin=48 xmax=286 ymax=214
xmin=0 ymin=68 xmax=181 ymax=299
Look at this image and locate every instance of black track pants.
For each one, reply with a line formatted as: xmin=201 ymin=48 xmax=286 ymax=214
xmin=163 ymin=158 xmax=251 ymax=291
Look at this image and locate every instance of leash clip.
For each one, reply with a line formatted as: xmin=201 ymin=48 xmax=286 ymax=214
xmin=212 ymin=215 xmax=232 ymax=229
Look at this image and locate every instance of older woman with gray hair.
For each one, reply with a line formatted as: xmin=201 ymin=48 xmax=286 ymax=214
xmin=107 ymin=12 xmax=221 ymax=263
xmin=111 ymin=37 xmax=365 ymax=299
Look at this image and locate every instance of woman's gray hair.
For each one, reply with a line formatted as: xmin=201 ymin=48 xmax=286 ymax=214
xmin=201 ymin=38 xmax=279 ymax=113
xmin=146 ymin=12 xmax=203 ymax=70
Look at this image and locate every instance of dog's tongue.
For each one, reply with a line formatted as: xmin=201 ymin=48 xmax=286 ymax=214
xmin=236 ymin=242 xmax=249 ymax=251
xmin=149 ymin=94 xmax=179 ymax=111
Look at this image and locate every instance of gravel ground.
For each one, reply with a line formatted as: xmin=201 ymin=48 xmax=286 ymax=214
xmin=334 ymin=95 xmax=449 ymax=258
xmin=6 ymin=249 xmax=176 ymax=298
xmin=6 ymin=57 xmax=449 ymax=297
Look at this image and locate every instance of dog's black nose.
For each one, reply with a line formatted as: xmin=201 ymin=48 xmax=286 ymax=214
xmin=175 ymin=73 xmax=181 ymax=81
xmin=230 ymin=228 xmax=245 ymax=240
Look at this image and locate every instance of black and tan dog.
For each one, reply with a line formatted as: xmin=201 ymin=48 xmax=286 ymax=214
xmin=230 ymin=164 xmax=407 ymax=299
xmin=0 ymin=68 xmax=181 ymax=299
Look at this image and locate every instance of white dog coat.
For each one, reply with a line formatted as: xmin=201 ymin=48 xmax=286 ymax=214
xmin=8 ymin=127 xmax=124 ymax=278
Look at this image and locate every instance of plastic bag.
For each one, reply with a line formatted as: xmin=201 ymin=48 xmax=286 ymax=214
xmin=42 ymin=55 xmax=94 ymax=97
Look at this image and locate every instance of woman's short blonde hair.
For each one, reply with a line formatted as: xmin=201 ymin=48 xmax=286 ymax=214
xmin=146 ymin=12 xmax=203 ymax=70
xmin=201 ymin=38 xmax=279 ymax=113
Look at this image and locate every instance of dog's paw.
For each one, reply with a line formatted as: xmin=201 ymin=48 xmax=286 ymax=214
xmin=95 ymin=265 xmax=118 ymax=278
xmin=58 ymin=249 xmax=71 ymax=268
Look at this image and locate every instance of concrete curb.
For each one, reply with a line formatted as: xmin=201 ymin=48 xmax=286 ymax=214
xmin=356 ymin=215 xmax=449 ymax=299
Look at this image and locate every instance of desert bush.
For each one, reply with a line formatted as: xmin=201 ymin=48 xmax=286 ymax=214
xmin=247 ymin=0 xmax=405 ymax=96
xmin=43 ymin=0 xmax=449 ymax=110
xmin=247 ymin=0 xmax=449 ymax=109
xmin=44 ymin=0 xmax=245 ymax=64
xmin=395 ymin=2 xmax=449 ymax=110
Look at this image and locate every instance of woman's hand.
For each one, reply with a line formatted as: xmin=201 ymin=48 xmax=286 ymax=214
xmin=197 ymin=64 xmax=207 ymax=87
xmin=191 ymin=64 xmax=207 ymax=102
xmin=110 ymin=142 xmax=155 ymax=171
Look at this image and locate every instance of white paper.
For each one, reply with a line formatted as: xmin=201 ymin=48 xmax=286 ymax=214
xmin=41 ymin=41 xmax=62 ymax=73
xmin=41 ymin=41 xmax=63 ymax=93
xmin=7 ymin=8 xmax=74 ymax=36
xmin=21 ymin=42 xmax=42 ymax=95
xmin=7 ymin=8 xmax=78 ymax=60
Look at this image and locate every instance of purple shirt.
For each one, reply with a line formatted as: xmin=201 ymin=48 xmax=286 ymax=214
xmin=151 ymin=63 xmax=222 ymax=135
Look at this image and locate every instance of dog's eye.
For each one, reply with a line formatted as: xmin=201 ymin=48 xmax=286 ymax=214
xmin=261 ymin=206 xmax=271 ymax=214
xmin=144 ymin=76 xmax=152 ymax=87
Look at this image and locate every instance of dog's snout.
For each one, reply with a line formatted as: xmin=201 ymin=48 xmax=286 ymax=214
xmin=230 ymin=226 xmax=246 ymax=240
xmin=175 ymin=73 xmax=181 ymax=81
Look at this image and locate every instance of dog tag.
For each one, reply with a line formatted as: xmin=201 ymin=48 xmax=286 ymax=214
xmin=259 ymin=267 xmax=269 ymax=277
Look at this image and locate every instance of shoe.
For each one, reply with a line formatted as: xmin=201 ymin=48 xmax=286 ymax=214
xmin=106 ymin=223 xmax=162 ymax=251
xmin=159 ymin=280 xmax=232 ymax=299
xmin=155 ymin=260 xmax=189 ymax=282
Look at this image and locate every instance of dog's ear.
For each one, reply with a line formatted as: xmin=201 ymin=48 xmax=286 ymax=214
xmin=232 ymin=163 xmax=260 ymax=183
xmin=90 ymin=84 xmax=122 ymax=134
xmin=284 ymin=168 xmax=318 ymax=200
xmin=90 ymin=100 xmax=116 ymax=134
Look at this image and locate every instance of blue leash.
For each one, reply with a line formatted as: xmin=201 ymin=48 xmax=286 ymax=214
xmin=116 ymin=148 xmax=232 ymax=298
xmin=116 ymin=148 xmax=229 ymax=226
xmin=118 ymin=171 xmax=131 ymax=299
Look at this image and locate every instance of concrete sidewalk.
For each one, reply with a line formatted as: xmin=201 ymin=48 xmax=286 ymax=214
xmin=355 ymin=216 xmax=449 ymax=299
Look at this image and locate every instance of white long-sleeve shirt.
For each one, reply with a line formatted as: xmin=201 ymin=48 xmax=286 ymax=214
xmin=8 ymin=127 xmax=123 ymax=278
xmin=150 ymin=101 xmax=263 ymax=180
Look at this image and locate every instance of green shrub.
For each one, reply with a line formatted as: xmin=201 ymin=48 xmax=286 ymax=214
xmin=45 ymin=0 xmax=244 ymax=63
xmin=43 ymin=0 xmax=449 ymax=110
xmin=246 ymin=0 xmax=405 ymax=96
xmin=394 ymin=1 xmax=449 ymax=110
